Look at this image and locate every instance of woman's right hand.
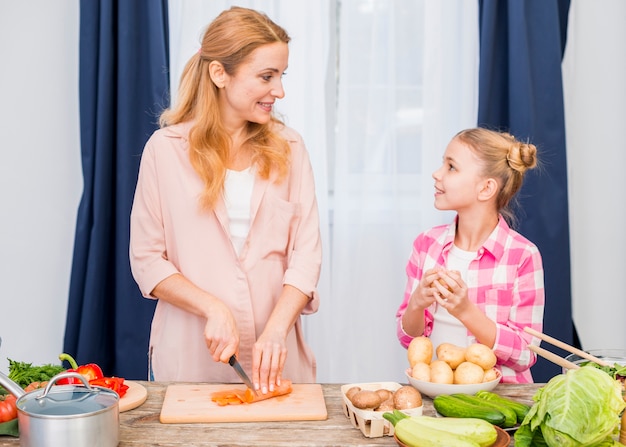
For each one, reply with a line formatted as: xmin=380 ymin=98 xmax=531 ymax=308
xmin=203 ymin=298 xmax=240 ymax=363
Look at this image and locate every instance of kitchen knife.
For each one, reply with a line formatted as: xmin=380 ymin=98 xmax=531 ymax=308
xmin=229 ymin=355 xmax=257 ymax=395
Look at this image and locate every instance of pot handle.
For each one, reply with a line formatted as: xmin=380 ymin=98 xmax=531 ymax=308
xmin=35 ymin=371 xmax=96 ymax=401
xmin=0 ymin=370 xmax=25 ymax=399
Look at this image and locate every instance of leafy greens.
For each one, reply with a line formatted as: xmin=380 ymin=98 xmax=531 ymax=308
xmin=514 ymin=366 xmax=626 ymax=447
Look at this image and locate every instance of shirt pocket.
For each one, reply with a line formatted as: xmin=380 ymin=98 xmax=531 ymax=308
xmin=483 ymin=288 xmax=513 ymax=324
xmin=257 ymin=195 xmax=301 ymax=261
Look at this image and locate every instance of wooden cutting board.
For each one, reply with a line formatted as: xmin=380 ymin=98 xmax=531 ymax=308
xmin=160 ymin=383 xmax=327 ymax=423
xmin=119 ymin=381 xmax=148 ymax=412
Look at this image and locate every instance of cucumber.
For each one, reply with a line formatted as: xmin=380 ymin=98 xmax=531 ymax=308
xmin=406 ymin=415 xmax=498 ymax=447
xmin=474 ymin=390 xmax=530 ymax=423
xmin=450 ymin=393 xmax=517 ymax=428
xmin=384 ymin=410 xmax=481 ymax=447
xmin=433 ymin=394 xmax=506 ymax=427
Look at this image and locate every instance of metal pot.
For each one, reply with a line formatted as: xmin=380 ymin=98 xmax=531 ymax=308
xmin=0 ymin=370 xmax=119 ymax=447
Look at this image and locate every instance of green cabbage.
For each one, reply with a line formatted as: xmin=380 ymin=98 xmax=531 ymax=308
xmin=514 ymin=366 xmax=626 ymax=447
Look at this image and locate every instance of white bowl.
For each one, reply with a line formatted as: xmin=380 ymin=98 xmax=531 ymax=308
xmin=405 ymin=369 xmax=502 ymax=399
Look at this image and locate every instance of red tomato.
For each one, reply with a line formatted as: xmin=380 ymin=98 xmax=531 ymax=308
xmin=0 ymin=394 xmax=17 ymax=423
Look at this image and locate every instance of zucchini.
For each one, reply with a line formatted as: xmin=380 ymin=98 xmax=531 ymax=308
xmin=451 ymin=393 xmax=517 ymax=428
xmin=474 ymin=390 xmax=530 ymax=423
xmin=406 ymin=415 xmax=497 ymax=447
xmin=383 ymin=410 xmax=480 ymax=447
xmin=433 ymin=394 xmax=506 ymax=427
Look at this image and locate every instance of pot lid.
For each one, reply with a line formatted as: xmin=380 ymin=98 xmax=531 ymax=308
xmin=17 ymin=372 xmax=118 ymax=417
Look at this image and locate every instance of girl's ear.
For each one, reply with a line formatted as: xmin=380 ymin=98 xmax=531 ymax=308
xmin=209 ymin=61 xmax=226 ymax=88
xmin=478 ymin=178 xmax=499 ymax=202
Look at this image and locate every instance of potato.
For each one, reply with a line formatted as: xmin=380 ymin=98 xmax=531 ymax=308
xmin=345 ymin=386 xmax=361 ymax=402
xmin=454 ymin=361 xmax=485 ymax=384
xmin=408 ymin=336 xmax=433 ymax=367
xmin=393 ymin=385 xmax=422 ymax=410
xmin=429 ymin=359 xmax=454 ymax=384
xmin=465 ymin=343 xmax=497 ymax=369
xmin=375 ymin=388 xmax=394 ymax=402
xmin=411 ymin=362 xmax=431 ymax=382
xmin=436 ymin=343 xmax=466 ymax=369
xmin=350 ymin=390 xmax=382 ymax=410
xmin=431 ymin=277 xmax=453 ymax=292
xmin=483 ymin=367 xmax=499 ymax=382
xmin=375 ymin=396 xmax=395 ymax=412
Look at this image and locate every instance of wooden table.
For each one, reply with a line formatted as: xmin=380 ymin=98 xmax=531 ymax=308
xmin=0 ymin=382 xmax=541 ymax=446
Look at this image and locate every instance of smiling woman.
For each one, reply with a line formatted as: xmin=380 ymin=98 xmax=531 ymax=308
xmin=129 ymin=6 xmax=322 ymax=394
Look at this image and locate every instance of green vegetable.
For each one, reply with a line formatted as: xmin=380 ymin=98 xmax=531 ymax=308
xmin=5 ymin=359 xmax=65 ymax=389
xmin=433 ymin=394 xmax=506 ymax=427
xmin=450 ymin=393 xmax=517 ymax=428
xmin=383 ymin=410 xmax=480 ymax=447
xmin=514 ymin=366 xmax=626 ymax=447
xmin=403 ymin=415 xmax=498 ymax=447
xmin=474 ymin=389 xmax=530 ymax=423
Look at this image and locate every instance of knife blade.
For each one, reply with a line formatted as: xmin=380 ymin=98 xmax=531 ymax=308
xmin=228 ymin=355 xmax=257 ymax=395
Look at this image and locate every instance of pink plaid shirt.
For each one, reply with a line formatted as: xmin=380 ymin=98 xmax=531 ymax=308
xmin=396 ymin=216 xmax=545 ymax=383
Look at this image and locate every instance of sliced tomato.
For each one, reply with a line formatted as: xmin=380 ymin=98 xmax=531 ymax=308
xmin=0 ymin=394 xmax=17 ymax=423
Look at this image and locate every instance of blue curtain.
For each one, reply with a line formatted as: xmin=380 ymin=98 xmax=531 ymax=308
xmin=477 ymin=0 xmax=572 ymax=382
xmin=64 ymin=0 xmax=169 ymax=379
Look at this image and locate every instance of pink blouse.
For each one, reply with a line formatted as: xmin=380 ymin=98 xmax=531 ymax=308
xmin=129 ymin=121 xmax=322 ymax=382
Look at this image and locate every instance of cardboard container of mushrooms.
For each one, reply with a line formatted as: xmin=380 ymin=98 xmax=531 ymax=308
xmin=340 ymin=382 xmax=422 ymax=437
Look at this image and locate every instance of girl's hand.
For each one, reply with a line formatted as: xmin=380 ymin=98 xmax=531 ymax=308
xmin=409 ymin=268 xmax=443 ymax=309
xmin=203 ymin=300 xmax=240 ymax=363
xmin=252 ymin=330 xmax=287 ymax=394
xmin=432 ymin=269 xmax=469 ymax=314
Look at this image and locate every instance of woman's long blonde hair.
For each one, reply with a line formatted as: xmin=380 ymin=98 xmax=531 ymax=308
xmin=455 ymin=128 xmax=539 ymax=225
xmin=160 ymin=7 xmax=291 ymax=209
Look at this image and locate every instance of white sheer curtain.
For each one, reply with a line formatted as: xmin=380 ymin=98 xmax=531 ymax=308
xmin=167 ymin=0 xmax=478 ymax=383
xmin=324 ymin=1 xmax=477 ymax=383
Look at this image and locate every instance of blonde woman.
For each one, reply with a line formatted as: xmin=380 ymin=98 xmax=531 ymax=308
xmin=130 ymin=7 xmax=321 ymax=394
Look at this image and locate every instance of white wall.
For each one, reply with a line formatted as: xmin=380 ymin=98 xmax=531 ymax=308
xmin=1 ymin=0 xmax=624 ymax=377
xmin=562 ymin=0 xmax=626 ymax=352
xmin=0 ymin=1 xmax=81 ymax=373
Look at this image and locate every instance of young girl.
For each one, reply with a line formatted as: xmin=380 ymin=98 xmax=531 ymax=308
xmin=396 ymin=128 xmax=544 ymax=383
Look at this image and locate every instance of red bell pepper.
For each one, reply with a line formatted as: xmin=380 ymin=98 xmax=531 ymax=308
xmin=57 ymin=353 xmax=104 ymax=384
xmin=57 ymin=353 xmax=128 ymax=398
xmin=89 ymin=377 xmax=129 ymax=398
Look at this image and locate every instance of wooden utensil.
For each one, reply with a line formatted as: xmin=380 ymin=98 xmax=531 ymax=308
xmin=524 ymin=327 xmax=610 ymax=367
xmin=527 ymin=345 xmax=580 ymax=370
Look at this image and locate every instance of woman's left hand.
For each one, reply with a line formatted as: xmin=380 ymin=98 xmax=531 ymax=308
xmin=252 ymin=331 xmax=287 ymax=394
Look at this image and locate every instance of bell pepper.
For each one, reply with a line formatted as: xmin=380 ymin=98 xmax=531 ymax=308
xmin=89 ymin=377 xmax=129 ymax=398
xmin=57 ymin=353 xmax=128 ymax=398
xmin=57 ymin=353 xmax=104 ymax=384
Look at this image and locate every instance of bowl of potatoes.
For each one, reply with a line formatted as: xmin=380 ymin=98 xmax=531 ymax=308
xmin=404 ymin=337 xmax=502 ymax=399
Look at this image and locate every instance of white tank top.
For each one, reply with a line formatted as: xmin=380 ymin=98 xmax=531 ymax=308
xmin=224 ymin=167 xmax=254 ymax=255
xmin=429 ymin=244 xmax=476 ymax=359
